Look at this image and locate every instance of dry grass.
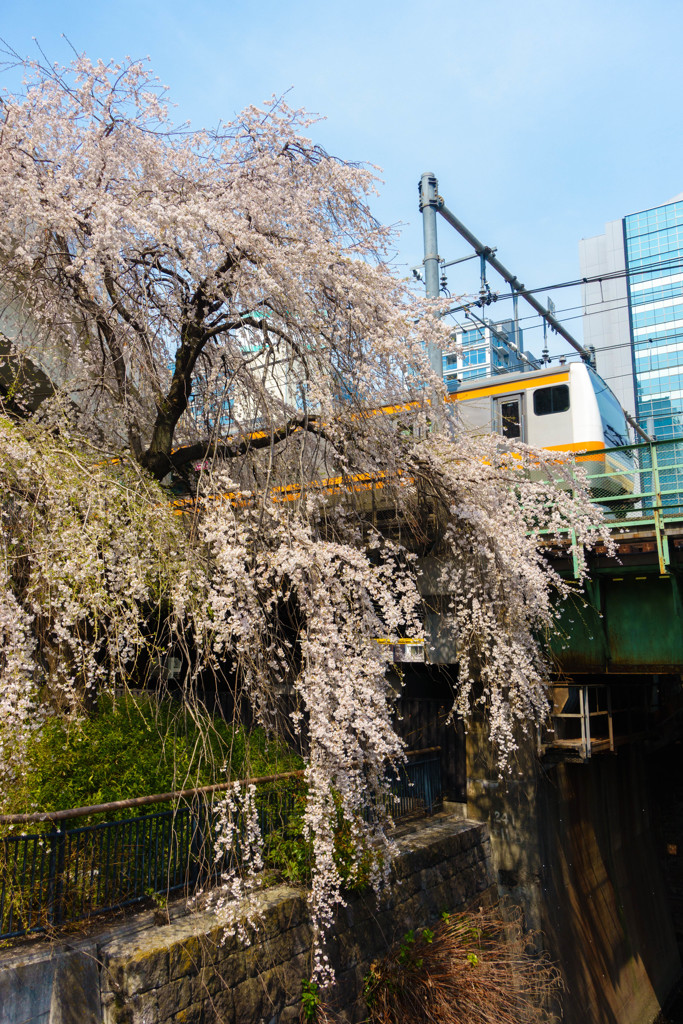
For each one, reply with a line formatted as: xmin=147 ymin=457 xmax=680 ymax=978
xmin=362 ymin=903 xmax=562 ymax=1024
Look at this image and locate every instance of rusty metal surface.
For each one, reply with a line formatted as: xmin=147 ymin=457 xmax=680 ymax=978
xmin=551 ymin=555 xmax=683 ymax=674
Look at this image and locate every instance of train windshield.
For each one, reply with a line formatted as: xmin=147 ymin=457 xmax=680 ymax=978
xmin=587 ymin=367 xmax=629 ymax=448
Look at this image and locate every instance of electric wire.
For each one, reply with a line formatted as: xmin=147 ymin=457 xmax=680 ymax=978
xmin=444 ymin=283 xmax=683 ymax=341
xmin=437 ymin=245 xmax=683 ymax=430
xmin=451 ymin=253 xmax=683 ymax=302
xmin=516 ymin=253 xmax=683 ymax=298
xmin=444 ymin=291 xmax=683 ymax=392
xmin=448 ymin=281 xmax=683 ymax=328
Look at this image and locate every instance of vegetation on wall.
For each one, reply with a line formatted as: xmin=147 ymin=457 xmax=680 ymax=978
xmin=3 ymin=693 xmax=302 ymax=826
xmin=362 ymin=905 xmax=562 ymax=1024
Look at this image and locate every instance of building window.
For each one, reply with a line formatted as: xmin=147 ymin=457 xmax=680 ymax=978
xmin=462 ymin=347 xmax=487 ymax=367
xmin=533 ymin=384 xmax=570 ymax=416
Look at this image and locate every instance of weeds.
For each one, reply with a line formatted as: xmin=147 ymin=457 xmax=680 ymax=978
xmin=300 ymin=979 xmax=322 ymax=1022
xmin=1 ymin=693 xmax=303 ymax=832
xmin=364 ymin=903 xmax=562 ymax=1024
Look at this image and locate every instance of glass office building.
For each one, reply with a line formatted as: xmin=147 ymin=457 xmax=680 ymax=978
xmin=624 ymin=200 xmax=683 ymax=439
xmin=441 ymin=318 xmax=539 ymax=393
xmin=580 ymin=195 xmax=683 ymax=440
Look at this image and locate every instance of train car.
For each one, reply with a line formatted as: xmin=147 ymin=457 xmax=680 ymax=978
xmin=447 ymin=361 xmax=634 ymax=496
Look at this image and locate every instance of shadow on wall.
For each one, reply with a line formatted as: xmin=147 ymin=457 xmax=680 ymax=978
xmin=538 ymin=749 xmax=681 ymax=1024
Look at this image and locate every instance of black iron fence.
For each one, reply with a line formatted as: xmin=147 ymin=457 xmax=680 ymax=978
xmin=0 ymin=750 xmax=441 ymax=941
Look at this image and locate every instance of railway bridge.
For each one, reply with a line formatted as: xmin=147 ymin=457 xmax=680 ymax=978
xmin=453 ymin=435 xmax=683 ymax=1024
xmin=543 ymin=435 xmax=683 ymax=760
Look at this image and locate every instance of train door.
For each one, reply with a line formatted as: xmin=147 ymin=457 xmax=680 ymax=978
xmin=494 ymin=393 xmax=525 ymax=441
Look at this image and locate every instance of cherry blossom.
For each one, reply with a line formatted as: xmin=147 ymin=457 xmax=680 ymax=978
xmin=0 ymin=51 xmax=609 ymax=981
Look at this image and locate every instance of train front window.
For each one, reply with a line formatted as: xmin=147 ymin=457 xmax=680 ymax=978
xmin=587 ymin=366 xmax=629 ymax=447
xmin=500 ymin=400 xmax=521 ymax=439
xmin=533 ymin=384 xmax=570 ymax=416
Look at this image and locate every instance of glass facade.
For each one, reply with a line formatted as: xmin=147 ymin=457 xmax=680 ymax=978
xmin=441 ymin=320 xmax=537 ymax=391
xmin=624 ymin=199 xmax=683 ymax=439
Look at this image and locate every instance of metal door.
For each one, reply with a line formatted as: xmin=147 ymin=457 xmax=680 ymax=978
xmin=494 ymin=393 xmax=525 ymax=441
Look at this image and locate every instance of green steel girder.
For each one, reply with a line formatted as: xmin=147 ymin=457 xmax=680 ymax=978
xmin=551 ymin=571 xmax=683 ymax=674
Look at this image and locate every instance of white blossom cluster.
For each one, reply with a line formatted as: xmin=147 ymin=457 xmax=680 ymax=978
xmin=204 ymin=783 xmax=265 ymax=946
xmin=0 ymin=563 xmax=38 ymax=776
xmin=0 ymin=419 xmax=203 ymax=782
xmin=401 ymin=432 xmax=613 ymax=769
xmin=194 ymin=478 xmax=423 ymax=977
xmin=0 ymin=51 xmax=450 ymax=464
xmin=0 ymin=415 xmax=607 ymax=979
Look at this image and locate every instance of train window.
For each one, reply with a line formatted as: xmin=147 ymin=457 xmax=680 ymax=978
xmin=533 ymin=384 xmax=570 ymax=416
xmin=500 ymin=400 xmax=521 ymax=439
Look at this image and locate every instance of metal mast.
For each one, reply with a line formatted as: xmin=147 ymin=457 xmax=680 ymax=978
xmin=433 ymin=194 xmax=593 ymax=363
xmin=418 ymin=172 xmax=445 ymax=377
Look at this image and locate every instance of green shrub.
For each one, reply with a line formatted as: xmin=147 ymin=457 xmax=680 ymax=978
xmin=261 ymin=787 xmax=379 ymax=890
xmin=3 ymin=692 xmax=302 ymax=829
xmin=3 ymin=695 xmax=376 ymax=896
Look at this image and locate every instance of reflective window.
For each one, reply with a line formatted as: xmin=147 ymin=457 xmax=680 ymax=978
xmin=462 ymin=347 xmax=487 ymax=367
xmin=461 ymin=329 xmax=484 ymax=348
xmin=533 ymin=384 xmax=570 ymax=416
xmin=500 ymin=400 xmax=521 ymax=438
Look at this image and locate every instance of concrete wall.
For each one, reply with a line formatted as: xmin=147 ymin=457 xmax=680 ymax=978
xmin=0 ymin=815 xmax=496 ymax=1024
xmin=579 ymin=220 xmax=636 ymax=418
xmin=466 ymin=720 xmax=681 ymax=1024
xmin=539 ymin=752 xmax=680 ymax=1024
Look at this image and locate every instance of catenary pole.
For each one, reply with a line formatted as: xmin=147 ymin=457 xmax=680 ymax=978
xmin=418 ymin=172 xmax=445 ymax=377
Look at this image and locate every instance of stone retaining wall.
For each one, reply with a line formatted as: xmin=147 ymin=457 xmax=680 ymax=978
xmin=1 ymin=815 xmax=495 ymax=1024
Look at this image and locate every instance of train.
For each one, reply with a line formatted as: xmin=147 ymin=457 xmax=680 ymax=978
xmin=447 ymin=360 xmax=634 ymax=496
xmin=170 ymin=359 xmax=635 ymax=511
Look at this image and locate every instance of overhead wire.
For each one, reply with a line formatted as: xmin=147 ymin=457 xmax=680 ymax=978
xmin=434 ymin=229 xmax=683 ymax=436
xmin=439 ymin=245 xmax=683 ymax=370
xmin=442 ymin=278 xmax=683 ymax=396
xmin=515 ymin=252 xmax=683 ymax=298
xmin=442 ymin=252 xmax=683 ymax=321
xmin=443 ymin=273 xmax=683 ymax=342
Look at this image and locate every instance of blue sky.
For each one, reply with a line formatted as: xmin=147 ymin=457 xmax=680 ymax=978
xmin=3 ymin=0 xmax=683 ymax=356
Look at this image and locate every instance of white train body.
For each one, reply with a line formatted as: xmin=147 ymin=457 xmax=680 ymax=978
xmin=448 ymin=361 xmax=633 ymax=494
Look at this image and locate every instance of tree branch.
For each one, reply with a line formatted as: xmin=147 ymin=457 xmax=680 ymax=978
xmin=169 ymin=413 xmax=328 ymax=470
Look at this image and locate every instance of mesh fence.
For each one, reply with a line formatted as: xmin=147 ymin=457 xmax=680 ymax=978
xmin=574 ymin=438 xmax=683 ymax=524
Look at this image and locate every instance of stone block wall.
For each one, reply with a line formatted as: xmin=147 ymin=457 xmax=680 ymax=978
xmin=100 ymin=816 xmax=494 ymax=1024
xmin=0 ymin=815 xmax=495 ymax=1024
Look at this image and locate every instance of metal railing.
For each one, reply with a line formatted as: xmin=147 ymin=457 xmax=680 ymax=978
xmin=387 ymin=749 xmax=441 ymax=818
xmin=547 ymin=683 xmax=614 ymax=760
xmin=0 ymin=750 xmax=441 ymax=941
xmin=542 ymin=683 xmax=651 ymax=763
xmin=557 ymin=436 xmax=683 ymax=575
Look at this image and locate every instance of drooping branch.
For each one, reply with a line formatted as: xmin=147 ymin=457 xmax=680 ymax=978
xmin=0 ymin=53 xmax=615 ymax=988
xmin=168 ymin=413 xmax=328 ymax=471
